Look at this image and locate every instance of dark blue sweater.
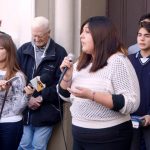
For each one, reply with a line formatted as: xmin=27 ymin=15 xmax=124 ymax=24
xmin=129 ymin=52 xmax=150 ymax=116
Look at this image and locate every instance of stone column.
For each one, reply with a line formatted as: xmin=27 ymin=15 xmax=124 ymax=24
xmin=54 ymin=0 xmax=74 ymax=53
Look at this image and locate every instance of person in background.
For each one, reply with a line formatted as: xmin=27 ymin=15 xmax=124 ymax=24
xmin=128 ymin=13 xmax=150 ymax=55
xmin=17 ymin=16 xmax=67 ymax=150
xmin=0 ymin=33 xmax=27 ymax=150
xmin=58 ymin=16 xmax=140 ymax=150
xmin=129 ymin=21 xmax=150 ymax=150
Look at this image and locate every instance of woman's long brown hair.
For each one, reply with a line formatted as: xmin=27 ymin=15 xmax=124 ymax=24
xmin=0 ymin=33 xmax=20 ymax=80
xmin=77 ymin=16 xmax=127 ymax=72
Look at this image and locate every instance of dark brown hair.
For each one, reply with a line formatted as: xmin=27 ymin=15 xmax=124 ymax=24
xmin=0 ymin=33 xmax=20 ymax=80
xmin=139 ymin=13 xmax=150 ymax=24
xmin=77 ymin=16 xmax=127 ymax=72
xmin=139 ymin=21 xmax=150 ymax=33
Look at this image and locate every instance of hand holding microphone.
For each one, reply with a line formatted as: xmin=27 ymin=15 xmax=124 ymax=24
xmin=24 ymin=74 xmax=51 ymax=110
xmin=59 ymin=53 xmax=74 ymax=84
xmin=24 ymin=85 xmax=35 ymax=95
xmin=24 ymin=74 xmax=51 ymax=95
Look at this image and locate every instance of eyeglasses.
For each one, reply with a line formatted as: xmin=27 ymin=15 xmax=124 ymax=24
xmin=32 ymin=31 xmax=50 ymax=39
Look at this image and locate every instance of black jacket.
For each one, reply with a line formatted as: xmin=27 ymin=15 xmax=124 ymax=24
xmin=17 ymin=39 xmax=67 ymax=126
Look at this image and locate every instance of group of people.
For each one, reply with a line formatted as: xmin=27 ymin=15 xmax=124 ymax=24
xmin=0 ymin=13 xmax=149 ymax=150
xmin=0 ymin=17 xmax=67 ymax=150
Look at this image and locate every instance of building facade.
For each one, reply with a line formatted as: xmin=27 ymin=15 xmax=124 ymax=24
xmin=1 ymin=0 xmax=150 ymax=149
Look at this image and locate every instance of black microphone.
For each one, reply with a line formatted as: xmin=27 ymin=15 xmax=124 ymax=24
xmin=39 ymin=74 xmax=51 ymax=87
xmin=58 ymin=53 xmax=74 ymax=84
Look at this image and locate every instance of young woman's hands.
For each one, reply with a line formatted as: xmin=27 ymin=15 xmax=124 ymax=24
xmin=0 ymin=80 xmax=11 ymax=91
xmin=67 ymin=86 xmax=93 ymax=100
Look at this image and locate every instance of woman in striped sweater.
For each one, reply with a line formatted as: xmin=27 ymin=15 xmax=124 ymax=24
xmin=0 ymin=33 xmax=27 ymax=150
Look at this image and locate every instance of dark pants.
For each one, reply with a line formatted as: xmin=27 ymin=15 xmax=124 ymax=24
xmin=72 ymin=121 xmax=133 ymax=150
xmin=73 ymin=138 xmax=132 ymax=150
xmin=130 ymin=126 xmax=150 ymax=150
xmin=0 ymin=120 xmax=23 ymax=150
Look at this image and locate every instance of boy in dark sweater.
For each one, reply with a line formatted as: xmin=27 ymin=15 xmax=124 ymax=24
xmin=129 ymin=21 xmax=150 ymax=150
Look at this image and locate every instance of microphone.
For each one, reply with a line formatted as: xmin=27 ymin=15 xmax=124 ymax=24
xmin=39 ymin=74 xmax=51 ymax=87
xmin=58 ymin=53 xmax=74 ymax=84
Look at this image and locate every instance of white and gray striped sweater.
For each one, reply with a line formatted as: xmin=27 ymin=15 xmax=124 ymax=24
xmin=0 ymin=71 xmax=27 ymax=122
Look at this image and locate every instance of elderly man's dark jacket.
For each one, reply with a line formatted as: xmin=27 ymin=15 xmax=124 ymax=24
xmin=17 ymin=39 xmax=67 ymax=126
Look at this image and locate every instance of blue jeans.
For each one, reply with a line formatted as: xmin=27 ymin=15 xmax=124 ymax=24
xmin=18 ymin=125 xmax=53 ymax=150
xmin=0 ymin=120 xmax=23 ymax=150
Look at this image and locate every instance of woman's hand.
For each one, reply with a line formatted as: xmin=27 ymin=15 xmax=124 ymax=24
xmin=67 ymin=86 xmax=93 ymax=100
xmin=67 ymin=86 xmax=113 ymax=108
xmin=0 ymin=80 xmax=11 ymax=91
xmin=60 ymin=56 xmax=73 ymax=81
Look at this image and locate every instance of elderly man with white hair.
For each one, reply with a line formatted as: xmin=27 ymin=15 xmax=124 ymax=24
xmin=17 ymin=16 xmax=67 ymax=150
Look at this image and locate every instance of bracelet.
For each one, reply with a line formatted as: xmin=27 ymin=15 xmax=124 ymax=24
xmin=92 ymin=91 xmax=96 ymax=101
xmin=63 ymin=78 xmax=72 ymax=82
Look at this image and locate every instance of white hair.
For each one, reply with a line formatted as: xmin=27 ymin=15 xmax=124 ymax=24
xmin=31 ymin=16 xmax=50 ymax=32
